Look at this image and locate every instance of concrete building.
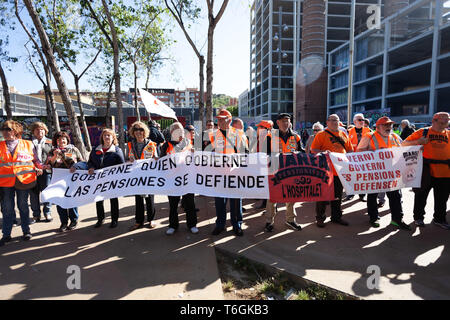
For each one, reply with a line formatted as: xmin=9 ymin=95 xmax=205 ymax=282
xmin=0 ymin=89 xmax=97 ymax=117
xmin=249 ymin=0 xmax=385 ymax=128
xmin=328 ymin=0 xmax=450 ymax=124
xmin=238 ymin=89 xmax=249 ymax=120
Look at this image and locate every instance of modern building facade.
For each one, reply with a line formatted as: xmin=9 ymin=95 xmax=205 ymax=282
xmin=238 ymin=89 xmax=249 ymax=119
xmin=249 ymin=0 xmax=384 ymax=128
xmin=0 ymin=89 xmax=97 ymax=117
xmin=328 ymin=0 xmax=450 ymax=124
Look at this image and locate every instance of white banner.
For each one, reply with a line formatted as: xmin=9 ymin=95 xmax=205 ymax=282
xmin=42 ymin=151 xmax=270 ymax=208
xmin=329 ymin=146 xmax=423 ymax=195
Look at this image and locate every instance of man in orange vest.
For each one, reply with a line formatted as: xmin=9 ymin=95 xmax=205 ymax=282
xmin=311 ymin=114 xmax=353 ymax=228
xmin=264 ymin=113 xmax=304 ymax=232
xmin=356 ymin=116 xmax=410 ymax=230
xmin=0 ymin=120 xmax=46 ymax=246
xmin=347 ymin=113 xmax=372 ymax=202
xmin=203 ymin=109 xmax=248 ymax=236
xmin=402 ymin=112 xmax=450 ymax=229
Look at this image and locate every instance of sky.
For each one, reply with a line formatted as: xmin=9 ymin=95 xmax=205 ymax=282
xmin=3 ymin=0 xmax=251 ymax=98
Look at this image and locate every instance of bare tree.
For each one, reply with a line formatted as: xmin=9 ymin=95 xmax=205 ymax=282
xmin=205 ymin=0 xmax=229 ymax=122
xmin=21 ymin=0 xmax=86 ymax=155
xmin=15 ymin=0 xmax=61 ymax=132
xmin=164 ymin=0 xmax=206 ymax=131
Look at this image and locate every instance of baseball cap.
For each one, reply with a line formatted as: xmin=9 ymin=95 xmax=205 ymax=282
xmin=276 ymin=113 xmax=291 ymax=120
xmin=432 ymin=112 xmax=449 ymax=120
xmin=376 ymin=116 xmax=395 ymax=126
xmin=257 ymin=120 xmax=273 ymax=129
xmin=216 ymin=109 xmax=232 ymax=119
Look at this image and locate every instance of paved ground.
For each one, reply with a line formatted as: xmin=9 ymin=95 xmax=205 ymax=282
xmin=0 ymin=189 xmax=449 ymax=300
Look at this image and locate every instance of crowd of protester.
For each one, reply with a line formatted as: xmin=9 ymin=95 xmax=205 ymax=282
xmin=0 ymin=110 xmax=448 ymax=247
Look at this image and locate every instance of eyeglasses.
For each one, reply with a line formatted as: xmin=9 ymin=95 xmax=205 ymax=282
xmin=356 ymin=119 xmax=364 ymax=122
xmin=134 ymin=128 xmax=145 ymax=132
xmin=313 ymin=129 xmax=320 ymax=132
xmin=1 ymin=127 xmax=12 ymax=132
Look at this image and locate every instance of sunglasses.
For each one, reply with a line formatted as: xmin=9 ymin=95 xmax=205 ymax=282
xmin=356 ymin=119 xmax=364 ymax=122
xmin=134 ymin=128 xmax=145 ymax=132
xmin=1 ymin=127 xmax=12 ymax=132
xmin=313 ymin=129 xmax=320 ymax=132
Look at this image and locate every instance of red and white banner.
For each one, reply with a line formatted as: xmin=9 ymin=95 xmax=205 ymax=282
xmin=268 ymin=153 xmax=335 ymax=203
xmin=329 ymin=146 xmax=423 ymax=195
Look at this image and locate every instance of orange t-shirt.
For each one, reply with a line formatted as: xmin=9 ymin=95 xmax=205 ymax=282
xmin=406 ymin=128 xmax=450 ymax=178
xmin=311 ymin=129 xmax=354 ymax=175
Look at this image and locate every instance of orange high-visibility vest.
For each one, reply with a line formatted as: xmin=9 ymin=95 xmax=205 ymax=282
xmin=209 ymin=128 xmax=243 ymax=154
xmin=368 ymin=131 xmax=401 ymax=150
xmin=127 ymin=141 xmax=157 ymax=159
xmin=271 ymin=131 xmax=301 ymax=154
xmin=0 ymin=139 xmax=37 ymax=187
xmin=349 ymin=127 xmax=372 ymax=148
xmin=166 ymin=141 xmax=192 ymax=155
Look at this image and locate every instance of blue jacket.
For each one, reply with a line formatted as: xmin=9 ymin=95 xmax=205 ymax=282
xmin=87 ymin=144 xmax=125 ymax=169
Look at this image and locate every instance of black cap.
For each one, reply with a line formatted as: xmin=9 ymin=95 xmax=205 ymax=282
xmin=277 ymin=113 xmax=291 ymax=120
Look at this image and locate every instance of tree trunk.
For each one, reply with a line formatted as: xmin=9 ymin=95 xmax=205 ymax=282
xmin=198 ymin=55 xmax=205 ymax=132
xmin=105 ymin=77 xmax=114 ymax=128
xmin=102 ymin=0 xmax=125 ymax=150
xmin=134 ymin=61 xmax=140 ymax=122
xmin=205 ymin=25 xmax=214 ymax=123
xmin=43 ymin=84 xmax=54 ymax=137
xmin=75 ymin=77 xmax=92 ymax=152
xmin=23 ymin=0 xmax=86 ymax=155
xmin=0 ymin=61 xmax=13 ymax=120
xmin=45 ymin=68 xmax=60 ymax=132
xmin=145 ymin=69 xmax=150 ymax=89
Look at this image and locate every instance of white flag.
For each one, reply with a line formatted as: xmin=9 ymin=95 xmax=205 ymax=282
xmin=138 ymin=88 xmax=178 ymax=120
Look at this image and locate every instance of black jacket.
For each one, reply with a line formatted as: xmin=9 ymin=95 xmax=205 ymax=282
xmin=400 ymin=126 xmax=415 ymax=140
xmin=149 ymin=125 xmax=165 ymax=145
xmin=87 ymin=144 xmax=125 ymax=169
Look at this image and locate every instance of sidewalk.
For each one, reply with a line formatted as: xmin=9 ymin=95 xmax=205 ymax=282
xmin=0 ymin=196 xmax=223 ymax=300
xmin=213 ymin=190 xmax=450 ymax=300
xmin=0 ymin=190 xmax=449 ymax=300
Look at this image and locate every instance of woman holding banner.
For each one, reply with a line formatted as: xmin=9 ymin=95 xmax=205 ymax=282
xmin=160 ymin=122 xmax=198 ymax=235
xmin=87 ymin=129 xmax=125 ymax=229
xmin=126 ymin=122 xmax=158 ymax=231
xmin=47 ymin=131 xmax=84 ymax=232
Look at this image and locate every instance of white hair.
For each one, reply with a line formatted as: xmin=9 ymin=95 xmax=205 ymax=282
xmin=353 ymin=113 xmax=364 ymax=121
xmin=401 ymin=119 xmax=410 ymax=126
xmin=312 ymin=122 xmax=324 ymax=130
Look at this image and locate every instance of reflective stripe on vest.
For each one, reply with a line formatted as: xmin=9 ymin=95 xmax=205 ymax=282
xmin=0 ymin=161 xmax=34 ymax=167
xmin=209 ymin=129 xmax=239 ymax=154
xmin=369 ymin=132 xmax=401 ymax=150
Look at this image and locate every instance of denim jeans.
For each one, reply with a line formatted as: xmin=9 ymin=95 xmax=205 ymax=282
xmin=214 ymin=197 xmax=243 ymax=230
xmin=29 ymin=172 xmax=52 ymax=218
xmin=56 ymin=205 xmax=79 ymax=225
xmin=1 ymin=187 xmax=30 ymax=237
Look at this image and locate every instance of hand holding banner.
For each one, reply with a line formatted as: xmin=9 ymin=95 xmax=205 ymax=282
xmin=329 ymin=146 xmax=423 ymax=195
